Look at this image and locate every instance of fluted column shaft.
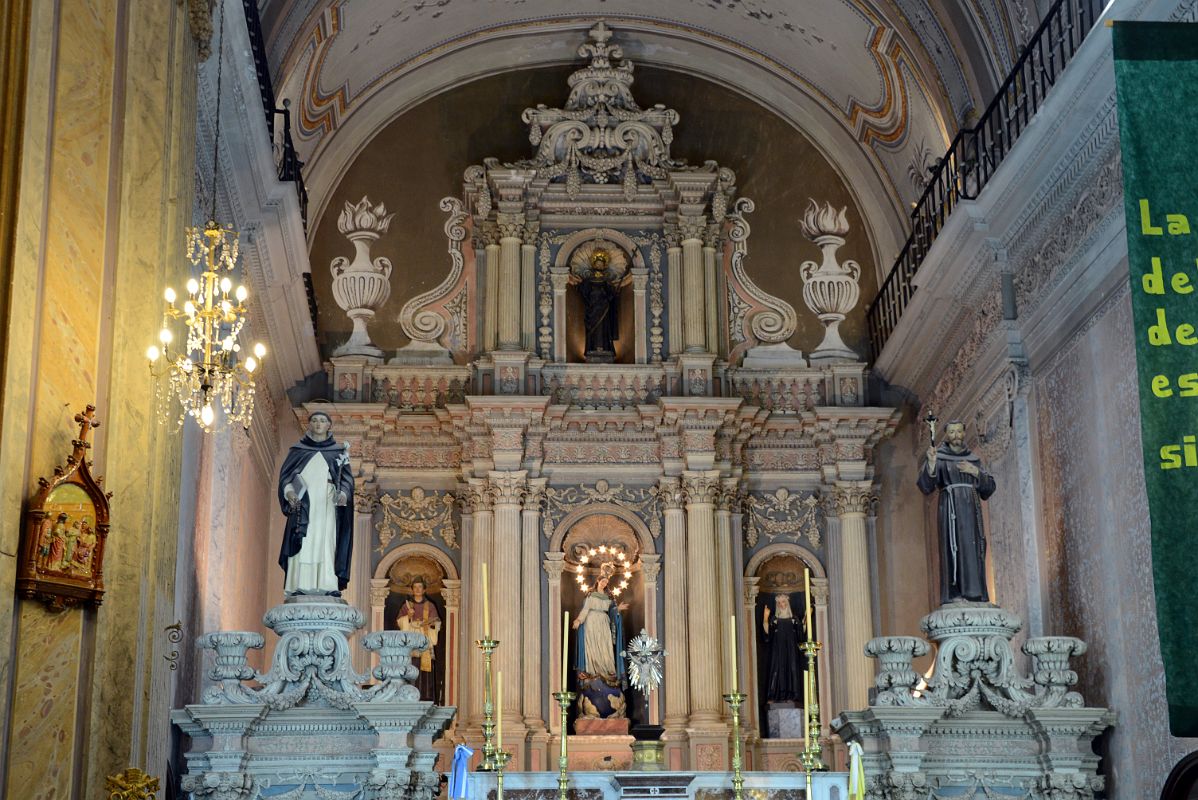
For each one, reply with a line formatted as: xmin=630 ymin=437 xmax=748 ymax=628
xmin=666 ymin=232 xmax=683 ymax=357
xmin=680 ymin=217 xmax=706 ymax=352
xmin=464 ymin=481 xmax=493 ymax=728
xmin=522 ymin=479 xmax=547 ymax=731
xmin=703 ymin=228 xmax=719 ymax=357
xmin=484 ymin=232 xmax=500 ymax=352
xmin=521 ymin=227 xmax=538 ymax=351
xmin=714 ymin=481 xmax=736 ymax=712
xmin=832 ymin=480 xmax=876 ymax=711
xmin=684 ymin=470 xmax=722 ymax=724
xmin=659 ymin=478 xmax=690 ymax=730
xmin=497 ymin=214 xmax=524 ymax=350
xmin=490 ymin=470 xmax=526 ymax=723
xmin=350 ymin=494 xmax=376 ymax=677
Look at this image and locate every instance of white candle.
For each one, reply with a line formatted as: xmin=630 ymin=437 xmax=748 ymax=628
xmin=729 ymin=614 xmax=738 ymax=692
xmin=483 ymin=562 xmax=491 ymax=639
xmin=496 ymin=671 xmax=503 ymax=748
xmin=562 ymin=611 xmax=570 ymax=689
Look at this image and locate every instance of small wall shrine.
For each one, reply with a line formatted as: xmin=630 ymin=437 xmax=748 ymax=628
xmin=316 ymin=22 xmax=898 ymax=773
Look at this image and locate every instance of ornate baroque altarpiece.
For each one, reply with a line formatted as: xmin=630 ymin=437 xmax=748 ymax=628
xmin=314 ymin=23 xmax=899 ymax=773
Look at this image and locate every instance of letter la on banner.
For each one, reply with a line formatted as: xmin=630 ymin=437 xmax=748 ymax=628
xmin=1113 ymin=21 xmax=1198 ymax=736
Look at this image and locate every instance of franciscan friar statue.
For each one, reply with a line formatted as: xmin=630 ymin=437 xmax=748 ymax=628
xmin=277 ymin=411 xmax=355 ymax=595
xmin=917 ymin=419 xmax=995 ymax=604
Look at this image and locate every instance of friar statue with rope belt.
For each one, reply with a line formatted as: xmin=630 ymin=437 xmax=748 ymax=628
xmin=917 ymin=418 xmax=996 ymax=604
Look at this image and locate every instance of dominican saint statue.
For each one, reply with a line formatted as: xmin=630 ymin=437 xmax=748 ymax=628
xmin=277 ymin=411 xmax=355 ymax=595
xmin=917 ymin=420 xmax=996 ymax=604
xmin=396 ymin=577 xmax=442 ymax=702
xmin=578 ymin=250 xmax=620 ymax=363
xmin=762 ymin=593 xmax=805 ymax=702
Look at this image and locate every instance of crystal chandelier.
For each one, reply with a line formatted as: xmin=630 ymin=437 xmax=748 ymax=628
xmin=147 ymin=0 xmax=265 ymax=432
xmin=147 ymin=222 xmax=265 ymax=431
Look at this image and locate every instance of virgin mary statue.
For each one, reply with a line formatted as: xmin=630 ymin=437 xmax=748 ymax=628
xmin=572 ymin=562 xmax=628 ymax=683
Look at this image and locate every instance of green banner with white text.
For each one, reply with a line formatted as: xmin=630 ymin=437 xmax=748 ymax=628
xmin=1114 ymin=21 xmax=1198 ymax=736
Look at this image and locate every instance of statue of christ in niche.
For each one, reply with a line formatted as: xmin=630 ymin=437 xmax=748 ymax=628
xmin=579 ymin=249 xmax=620 ymax=363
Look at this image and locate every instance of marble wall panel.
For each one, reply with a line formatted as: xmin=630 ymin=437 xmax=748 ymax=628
xmin=1035 ymin=288 xmax=1198 ymax=798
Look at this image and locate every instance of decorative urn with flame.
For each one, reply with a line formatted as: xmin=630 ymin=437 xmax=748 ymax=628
xmin=331 ymin=197 xmax=395 ymax=360
xmin=798 ymin=200 xmax=863 ymax=362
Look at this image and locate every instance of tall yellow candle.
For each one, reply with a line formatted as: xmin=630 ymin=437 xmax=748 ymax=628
xmin=562 ymin=611 xmax=570 ymax=689
xmin=729 ymin=614 xmax=738 ymax=691
xmin=804 ymin=567 xmax=812 ymax=636
xmin=483 ymin=562 xmax=491 ymax=639
xmin=496 ymin=671 xmax=503 ymax=748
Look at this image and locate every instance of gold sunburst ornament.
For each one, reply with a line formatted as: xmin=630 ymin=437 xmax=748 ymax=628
xmin=574 ymin=546 xmax=633 ymax=595
xmin=146 ymin=2 xmax=265 ymax=432
xmin=105 ymin=768 xmax=160 ymax=800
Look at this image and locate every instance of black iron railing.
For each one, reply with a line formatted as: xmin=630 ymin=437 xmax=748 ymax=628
xmin=242 ymin=0 xmax=309 ymax=231
xmin=866 ymin=0 xmax=1104 ymax=357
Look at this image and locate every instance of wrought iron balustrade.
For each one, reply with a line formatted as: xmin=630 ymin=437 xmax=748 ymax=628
xmin=866 ymin=0 xmax=1104 ymax=358
xmin=241 ymin=0 xmax=309 ymax=231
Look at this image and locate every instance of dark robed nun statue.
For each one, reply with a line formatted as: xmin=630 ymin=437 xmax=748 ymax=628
xmin=762 ymin=593 xmax=805 ymax=702
xmin=278 ymin=411 xmax=355 ymax=595
xmin=579 ymin=249 xmax=620 ymax=363
xmin=917 ymin=419 xmax=996 ymax=604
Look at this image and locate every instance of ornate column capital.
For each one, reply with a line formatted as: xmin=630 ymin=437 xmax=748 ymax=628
xmin=442 ymin=578 xmax=462 ymax=609
xmin=543 ymin=551 xmax=567 ymax=579
xmin=488 ymin=470 xmax=528 ymax=507
xmin=744 ymin=576 xmax=760 ymax=607
xmin=481 ymin=221 xmax=501 ymax=247
xmin=354 ymin=483 xmax=380 ymax=514
xmin=522 ymin=219 xmax=541 ymax=244
xmin=524 ymin=477 xmax=547 ymax=511
xmin=465 ymin=478 xmax=494 ymax=513
xmin=703 ymin=223 xmax=722 ymax=249
xmin=369 ymin=577 xmax=390 ymax=608
xmin=663 ymin=225 xmax=681 ymax=249
xmin=496 ymin=212 xmax=525 ymax=240
xmin=716 ymin=478 xmax=741 ymax=512
xmin=679 ymin=214 xmax=707 ymax=241
xmin=641 ymin=553 xmax=662 ymax=585
xmin=810 ymin=576 xmax=830 ymax=607
xmin=550 ymin=269 xmax=571 ymax=292
xmin=657 ymin=476 xmax=685 ymax=511
xmin=826 ymin=481 xmax=877 ymax=517
xmin=681 ymin=469 xmax=721 ymax=506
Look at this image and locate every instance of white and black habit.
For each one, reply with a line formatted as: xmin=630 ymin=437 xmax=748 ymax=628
xmin=917 ymin=441 xmax=996 ymax=604
xmin=277 ymin=415 xmax=354 ymax=593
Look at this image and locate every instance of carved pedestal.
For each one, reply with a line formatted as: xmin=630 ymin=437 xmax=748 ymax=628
xmin=833 ymin=603 xmax=1114 ymax=800
xmin=172 ymin=597 xmax=456 ymax=800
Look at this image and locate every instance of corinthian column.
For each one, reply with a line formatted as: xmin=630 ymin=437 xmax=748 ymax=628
xmin=482 ymin=226 xmax=500 ymax=352
xmin=830 ymin=481 xmax=876 ymax=711
xmin=703 ymin=225 xmax=720 ymax=357
xmin=351 ymin=487 xmax=378 ymax=676
xmin=489 ymin=470 xmax=527 ymax=730
xmin=680 ymin=215 xmax=707 ymax=353
xmin=465 ymin=480 xmax=494 ymax=728
xmin=683 ymin=469 xmax=723 ymax=725
xmin=497 ymin=214 xmax=524 ymax=350
xmin=659 ymin=478 xmax=690 ymax=737
xmin=522 ymin=479 xmax=547 ymax=733
xmin=714 ymin=479 xmax=738 ymax=710
xmin=666 ymin=228 xmax=682 ymax=357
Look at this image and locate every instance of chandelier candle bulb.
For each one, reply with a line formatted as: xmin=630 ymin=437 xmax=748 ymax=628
xmin=164 ymin=287 xmax=176 ymax=304
xmin=235 ymin=285 xmax=247 ymax=302
xmin=186 ymin=278 xmax=199 ymax=295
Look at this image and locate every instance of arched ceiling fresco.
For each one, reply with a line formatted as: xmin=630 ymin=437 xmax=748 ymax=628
xmin=255 ymin=1 xmax=1037 ymax=260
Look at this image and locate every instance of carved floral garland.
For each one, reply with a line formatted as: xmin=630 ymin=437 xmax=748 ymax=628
xmin=743 ymin=488 xmax=821 ymax=548
xmin=374 ymin=488 xmax=457 ymax=552
xmin=542 ymin=480 xmax=661 ymax=539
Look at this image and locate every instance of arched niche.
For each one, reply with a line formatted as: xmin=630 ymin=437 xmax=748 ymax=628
xmin=741 ymin=542 xmax=832 ymax=743
xmin=370 ymin=543 xmax=461 ymax=709
xmin=555 ymin=230 xmax=646 ymax=364
xmin=544 ymin=505 xmax=661 ymax=732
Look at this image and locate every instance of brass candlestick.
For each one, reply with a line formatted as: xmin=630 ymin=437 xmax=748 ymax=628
xmin=477 ymin=636 xmax=499 ymax=771
xmin=494 ymin=749 xmax=511 ymax=800
xmin=553 ymin=690 xmax=575 ymax=800
xmin=723 ymin=691 xmax=746 ymax=800
xmin=799 ymin=637 xmax=826 ymax=796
